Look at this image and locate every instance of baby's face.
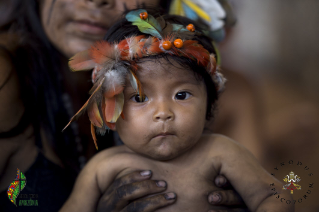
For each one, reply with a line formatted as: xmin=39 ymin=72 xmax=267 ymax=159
xmin=116 ymin=58 xmax=207 ymax=161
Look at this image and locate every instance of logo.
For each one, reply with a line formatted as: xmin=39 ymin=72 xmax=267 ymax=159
xmin=7 ymin=169 xmax=26 ymax=206
xmin=7 ymin=168 xmax=38 ymax=207
xmin=283 ymin=171 xmax=301 ymax=194
xmin=270 ymin=160 xmax=314 ymax=205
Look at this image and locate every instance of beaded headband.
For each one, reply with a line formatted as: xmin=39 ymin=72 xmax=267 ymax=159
xmin=64 ymin=9 xmax=226 ymax=149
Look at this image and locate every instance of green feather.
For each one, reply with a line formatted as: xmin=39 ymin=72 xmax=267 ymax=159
xmin=172 ymin=24 xmax=189 ymax=32
xmin=126 ymin=9 xmax=163 ymax=39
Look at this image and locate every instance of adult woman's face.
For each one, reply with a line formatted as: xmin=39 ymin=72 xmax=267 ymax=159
xmin=40 ymin=0 xmax=160 ymax=58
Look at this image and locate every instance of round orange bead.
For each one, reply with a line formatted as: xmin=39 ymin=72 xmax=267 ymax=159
xmin=162 ymin=41 xmax=172 ymax=50
xmin=186 ymin=24 xmax=195 ymax=32
xmin=139 ymin=12 xmax=148 ymax=20
xmin=173 ymin=39 xmax=183 ymax=48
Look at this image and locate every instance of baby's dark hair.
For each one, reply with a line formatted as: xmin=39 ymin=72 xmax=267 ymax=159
xmin=104 ymin=9 xmax=219 ymax=120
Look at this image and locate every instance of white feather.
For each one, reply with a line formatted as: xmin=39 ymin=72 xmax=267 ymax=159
xmin=190 ymin=0 xmax=226 ymax=31
xmin=103 ymin=69 xmax=127 ymax=93
xmin=213 ymin=71 xmax=227 ymax=92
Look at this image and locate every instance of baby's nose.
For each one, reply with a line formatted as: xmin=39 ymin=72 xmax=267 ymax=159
xmin=153 ymin=102 xmax=174 ymax=122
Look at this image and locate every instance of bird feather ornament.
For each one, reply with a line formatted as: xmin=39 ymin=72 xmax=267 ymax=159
xmin=126 ymin=9 xmax=163 ymax=39
xmin=63 ymin=77 xmax=105 ymax=131
xmin=69 ymin=50 xmax=96 ymax=71
xmin=182 ymin=0 xmax=211 ymax=22
xmin=64 ymin=9 xmax=226 ymax=150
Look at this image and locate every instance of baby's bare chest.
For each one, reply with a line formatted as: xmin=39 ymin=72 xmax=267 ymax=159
xmin=116 ymin=156 xmax=228 ymax=211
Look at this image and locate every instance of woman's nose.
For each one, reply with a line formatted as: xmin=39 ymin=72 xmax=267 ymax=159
xmin=153 ymin=102 xmax=174 ymax=122
xmin=86 ymin=0 xmax=114 ymax=8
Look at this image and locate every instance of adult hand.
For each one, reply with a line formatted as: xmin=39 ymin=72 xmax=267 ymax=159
xmin=97 ymin=170 xmax=176 ymax=212
xmin=207 ymin=175 xmax=248 ymax=212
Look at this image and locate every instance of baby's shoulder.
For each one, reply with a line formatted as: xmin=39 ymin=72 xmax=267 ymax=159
xmin=89 ymin=145 xmax=137 ymax=167
xmin=199 ymin=133 xmax=250 ymax=159
xmin=89 ymin=145 xmax=151 ymax=177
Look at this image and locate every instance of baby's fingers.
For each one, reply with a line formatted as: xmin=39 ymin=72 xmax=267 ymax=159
xmin=208 ymin=190 xmax=245 ymax=206
xmin=121 ymin=192 xmax=177 ymax=212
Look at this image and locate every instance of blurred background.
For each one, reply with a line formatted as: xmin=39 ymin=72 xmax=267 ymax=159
xmin=219 ymin=0 xmax=319 ymax=211
xmin=0 ymin=0 xmax=318 ymax=211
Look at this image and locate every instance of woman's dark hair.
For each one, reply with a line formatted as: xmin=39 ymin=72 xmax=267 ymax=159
xmin=104 ymin=10 xmax=219 ymax=120
xmin=0 ymin=0 xmax=80 ymax=173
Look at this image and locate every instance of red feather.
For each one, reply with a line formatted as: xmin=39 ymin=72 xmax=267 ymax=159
xmin=89 ymin=41 xmax=114 ymax=65
xmin=105 ymin=122 xmax=116 ymax=130
xmin=69 ymin=50 xmax=96 ymax=71
xmin=118 ymin=39 xmax=129 ymax=59
xmin=145 ymin=37 xmax=162 ymax=55
xmin=178 ymin=40 xmax=210 ymax=67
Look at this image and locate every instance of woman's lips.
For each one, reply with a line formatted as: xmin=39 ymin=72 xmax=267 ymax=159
xmin=71 ymin=20 xmax=108 ymax=36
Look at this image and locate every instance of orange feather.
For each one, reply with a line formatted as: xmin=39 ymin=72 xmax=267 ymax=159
xmin=102 ymin=92 xmax=124 ymax=123
xmin=63 ymin=77 xmax=105 ymax=131
xmin=91 ymin=123 xmax=98 ymax=150
xmin=89 ymin=41 xmax=114 ymax=65
xmin=69 ymin=50 xmax=96 ymax=71
xmin=179 ymin=40 xmax=210 ymax=67
xmin=88 ymin=101 xmax=103 ymax=128
xmin=105 ymin=122 xmax=116 ymax=130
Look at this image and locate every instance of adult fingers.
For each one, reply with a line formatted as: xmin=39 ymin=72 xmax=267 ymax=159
xmin=106 ymin=170 xmax=154 ymax=194
xmin=208 ymin=190 xmax=246 ymax=206
xmin=111 ymin=180 xmax=168 ymax=210
xmin=97 ymin=171 xmax=169 ymax=212
xmin=208 ymin=209 xmax=250 ymax=212
xmin=121 ymin=192 xmax=177 ymax=212
xmin=214 ymin=175 xmax=231 ymax=188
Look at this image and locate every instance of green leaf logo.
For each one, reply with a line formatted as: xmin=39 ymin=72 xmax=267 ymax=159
xmin=7 ymin=168 xmax=27 ymax=206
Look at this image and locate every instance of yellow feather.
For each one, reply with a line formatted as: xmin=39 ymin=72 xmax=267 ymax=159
xmin=169 ymin=0 xmax=184 ymax=16
xmin=182 ymin=0 xmax=211 ymax=22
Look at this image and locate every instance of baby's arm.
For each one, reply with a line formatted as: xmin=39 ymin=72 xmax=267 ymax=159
xmin=59 ymin=148 xmax=120 ymax=212
xmin=208 ymin=135 xmax=294 ymax=212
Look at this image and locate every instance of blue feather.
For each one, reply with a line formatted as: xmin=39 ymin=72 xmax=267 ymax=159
xmin=125 ymin=9 xmax=147 ymax=22
xmin=126 ymin=9 xmax=163 ymax=39
xmin=172 ymin=24 xmax=189 ymax=32
xmin=182 ymin=2 xmax=198 ymax=20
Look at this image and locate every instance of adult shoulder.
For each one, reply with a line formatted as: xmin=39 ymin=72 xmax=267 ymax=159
xmin=0 ymin=33 xmax=24 ymax=132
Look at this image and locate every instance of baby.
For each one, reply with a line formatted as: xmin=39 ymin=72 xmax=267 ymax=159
xmin=61 ymin=9 xmax=293 ymax=212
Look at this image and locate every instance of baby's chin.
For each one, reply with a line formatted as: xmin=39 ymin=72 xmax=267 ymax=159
xmin=137 ymin=143 xmax=188 ymax=161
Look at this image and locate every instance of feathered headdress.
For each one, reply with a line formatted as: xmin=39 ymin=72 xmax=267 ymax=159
xmin=63 ymin=9 xmax=226 ymax=150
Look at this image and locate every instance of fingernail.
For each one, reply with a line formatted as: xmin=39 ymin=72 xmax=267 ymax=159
xmin=209 ymin=193 xmax=221 ymax=203
xmin=164 ymin=192 xmax=176 ymax=200
xmin=217 ymin=177 xmax=225 ymax=186
xmin=156 ymin=180 xmax=166 ymax=187
xmin=140 ymin=170 xmax=151 ymax=176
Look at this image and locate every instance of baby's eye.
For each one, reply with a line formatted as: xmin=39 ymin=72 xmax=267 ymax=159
xmin=175 ymin=91 xmax=191 ymax=100
xmin=130 ymin=94 xmax=149 ymax=103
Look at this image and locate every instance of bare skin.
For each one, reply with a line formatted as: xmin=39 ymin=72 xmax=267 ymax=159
xmin=60 ymin=59 xmax=293 ymax=212
xmin=1 ymin=0 xmax=250 ymax=210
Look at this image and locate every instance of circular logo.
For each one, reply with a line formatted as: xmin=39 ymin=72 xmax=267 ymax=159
xmin=270 ymin=160 xmax=315 ymax=205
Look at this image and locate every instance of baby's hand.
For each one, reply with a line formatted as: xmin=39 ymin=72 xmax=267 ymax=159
xmin=97 ymin=170 xmax=176 ymax=212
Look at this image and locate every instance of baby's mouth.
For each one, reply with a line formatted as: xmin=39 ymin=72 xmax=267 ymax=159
xmin=153 ymin=132 xmax=175 ymax=139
